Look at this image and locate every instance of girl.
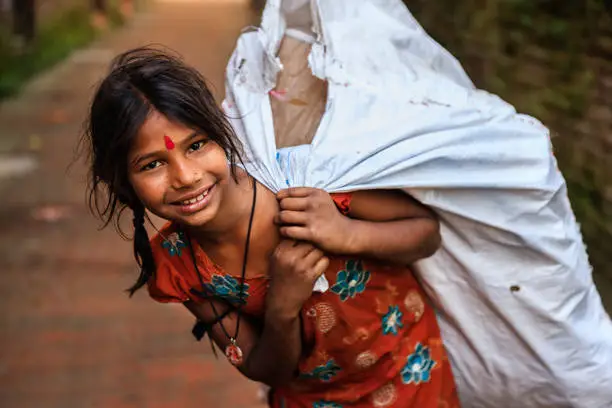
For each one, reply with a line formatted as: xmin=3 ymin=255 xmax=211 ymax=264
xmin=83 ymin=47 xmax=458 ymax=407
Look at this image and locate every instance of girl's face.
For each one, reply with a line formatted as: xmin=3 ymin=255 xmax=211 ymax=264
xmin=127 ymin=111 xmax=231 ymax=228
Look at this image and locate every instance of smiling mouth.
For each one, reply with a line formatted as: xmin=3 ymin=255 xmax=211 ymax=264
xmin=171 ymin=184 xmax=214 ymax=207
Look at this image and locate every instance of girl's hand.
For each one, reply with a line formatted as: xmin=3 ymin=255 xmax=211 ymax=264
xmin=185 ymin=241 xmax=325 ymax=386
xmin=266 ymin=239 xmax=329 ymax=320
xmin=275 ymin=187 xmax=352 ymax=254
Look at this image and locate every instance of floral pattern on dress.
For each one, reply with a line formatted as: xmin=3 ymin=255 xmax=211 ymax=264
xmin=381 ymin=305 xmax=404 ymax=335
xmin=313 ymin=401 xmax=343 ymax=408
xmin=301 ymin=359 xmax=342 ymax=382
xmin=401 ymin=343 xmax=436 ymax=385
xmin=161 ymin=231 xmax=186 ymax=256
xmin=203 ymin=274 xmax=249 ymax=305
xmin=404 ymin=290 xmax=425 ymax=323
xmin=331 ymin=260 xmax=370 ymax=301
xmin=371 ymin=383 xmax=397 ymax=407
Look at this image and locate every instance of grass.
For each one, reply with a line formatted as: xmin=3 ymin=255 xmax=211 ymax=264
xmin=0 ymin=4 xmax=126 ymax=100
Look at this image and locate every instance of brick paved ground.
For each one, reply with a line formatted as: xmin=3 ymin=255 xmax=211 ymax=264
xmin=0 ymin=1 xmax=267 ymax=407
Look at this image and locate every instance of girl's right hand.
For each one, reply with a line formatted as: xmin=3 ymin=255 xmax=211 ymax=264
xmin=266 ymin=240 xmax=329 ymax=320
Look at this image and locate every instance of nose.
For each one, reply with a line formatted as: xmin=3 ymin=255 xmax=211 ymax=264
xmin=169 ymin=157 xmax=201 ymax=190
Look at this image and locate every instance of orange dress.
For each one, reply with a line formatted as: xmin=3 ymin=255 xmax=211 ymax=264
xmin=148 ymin=194 xmax=459 ymax=408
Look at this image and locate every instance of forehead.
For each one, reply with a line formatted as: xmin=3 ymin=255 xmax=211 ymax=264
xmin=131 ymin=111 xmax=192 ymax=151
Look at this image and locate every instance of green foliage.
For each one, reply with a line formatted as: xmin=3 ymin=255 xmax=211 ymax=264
xmin=0 ymin=3 xmax=127 ymax=100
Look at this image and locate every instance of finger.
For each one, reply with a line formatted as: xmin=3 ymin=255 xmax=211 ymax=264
xmin=276 ymin=210 xmax=309 ymax=226
xmin=273 ymin=239 xmax=309 ymax=263
xmin=279 ymin=197 xmax=309 ymax=211
xmin=310 ymin=256 xmax=330 ymax=280
xmin=275 ymin=239 xmax=298 ymax=253
xmin=290 ymin=240 xmax=317 ymax=253
xmin=277 ymin=187 xmax=314 ymax=200
xmin=279 ymin=226 xmax=312 ymax=242
xmin=302 ymin=247 xmax=325 ymax=267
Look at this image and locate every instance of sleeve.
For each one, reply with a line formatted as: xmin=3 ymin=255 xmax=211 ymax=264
xmin=331 ymin=192 xmax=353 ymax=216
xmin=147 ymin=259 xmax=192 ymax=303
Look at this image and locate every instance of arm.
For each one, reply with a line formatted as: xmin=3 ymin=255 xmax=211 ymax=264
xmin=341 ymin=189 xmax=440 ymax=264
xmin=184 ymin=298 xmax=301 ymax=386
xmin=184 ymin=240 xmax=328 ymax=387
xmin=276 ymin=188 xmax=440 ymax=266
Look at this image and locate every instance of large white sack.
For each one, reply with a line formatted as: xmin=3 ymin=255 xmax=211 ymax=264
xmin=222 ymin=1 xmax=612 ymax=406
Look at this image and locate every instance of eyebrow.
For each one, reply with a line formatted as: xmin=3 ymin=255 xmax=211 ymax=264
xmin=131 ymin=131 xmax=199 ymax=167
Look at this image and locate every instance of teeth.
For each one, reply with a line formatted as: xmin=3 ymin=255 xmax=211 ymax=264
xmin=181 ymin=189 xmax=209 ymax=205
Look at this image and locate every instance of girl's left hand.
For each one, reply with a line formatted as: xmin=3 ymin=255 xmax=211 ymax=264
xmin=275 ymin=187 xmax=352 ymax=254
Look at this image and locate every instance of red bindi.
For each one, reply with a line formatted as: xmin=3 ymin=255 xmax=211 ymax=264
xmin=163 ymin=135 xmax=175 ymax=150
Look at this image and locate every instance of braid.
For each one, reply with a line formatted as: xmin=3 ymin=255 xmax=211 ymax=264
xmin=128 ymin=204 xmax=156 ymax=296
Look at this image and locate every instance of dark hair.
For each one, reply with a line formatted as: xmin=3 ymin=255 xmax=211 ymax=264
xmin=82 ymin=46 xmax=244 ymax=296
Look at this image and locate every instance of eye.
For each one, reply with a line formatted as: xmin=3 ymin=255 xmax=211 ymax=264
xmin=188 ymin=140 xmax=208 ymax=152
xmin=140 ymin=160 xmax=162 ymax=172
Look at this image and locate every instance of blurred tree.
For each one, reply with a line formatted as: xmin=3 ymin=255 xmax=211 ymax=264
xmin=92 ymin=0 xmax=107 ymax=13
xmin=12 ymin=0 xmax=35 ymax=45
xmin=91 ymin=0 xmax=109 ymax=30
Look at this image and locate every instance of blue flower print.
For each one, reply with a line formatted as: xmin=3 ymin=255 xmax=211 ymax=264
xmin=313 ymin=401 xmax=343 ymax=408
xmin=401 ymin=343 xmax=436 ymax=385
xmin=300 ymin=359 xmax=342 ymax=382
xmin=204 ymin=274 xmax=249 ymax=305
xmin=330 ymin=260 xmax=370 ymax=301
xmin=161 ymin=232 xmax=186 ymax=256
xmin=382 ymin=305 xmax=404 ymax=335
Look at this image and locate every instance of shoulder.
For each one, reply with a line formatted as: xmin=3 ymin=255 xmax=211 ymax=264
xmin=147 ymin=222 xmax=194 ymax=303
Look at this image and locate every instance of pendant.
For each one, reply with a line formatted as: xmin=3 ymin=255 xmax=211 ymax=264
xmin=225 ymin=339 xmax=243 ymax=366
